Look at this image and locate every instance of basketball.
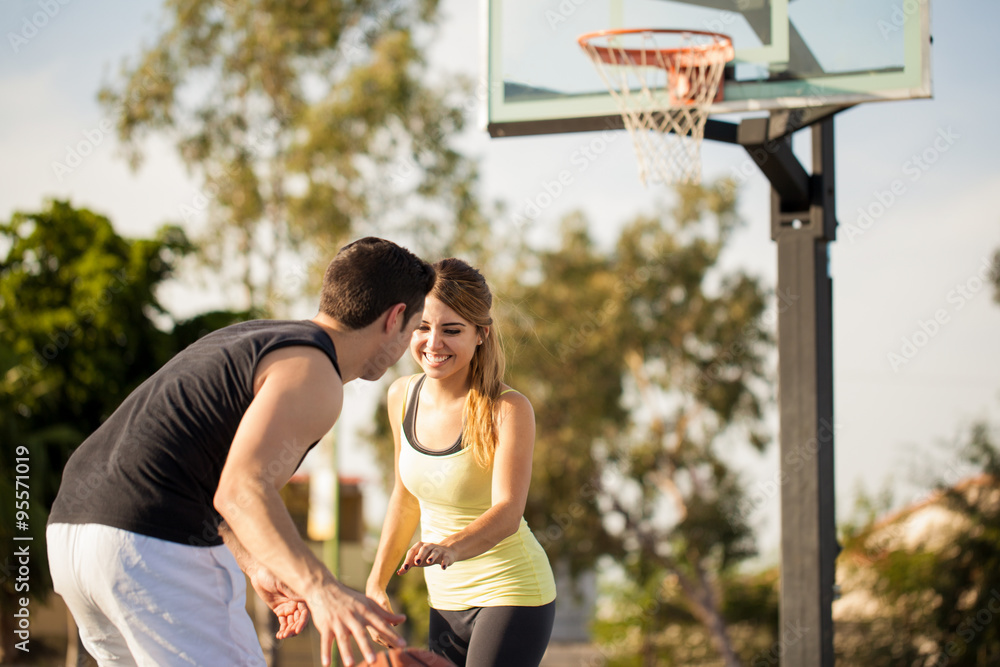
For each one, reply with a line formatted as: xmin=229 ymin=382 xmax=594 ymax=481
xmin=363 ymin=648 xmax=456 ymax=667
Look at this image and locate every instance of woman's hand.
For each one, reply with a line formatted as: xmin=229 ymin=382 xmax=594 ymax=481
xmin=364 ymin=587 xmax=402 ymax=647
xmin=397 ymin=541 xmax=458 ymax=574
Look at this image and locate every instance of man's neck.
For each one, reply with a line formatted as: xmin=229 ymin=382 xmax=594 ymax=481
xmin=310 ymin=313 xmax=364 ymax=383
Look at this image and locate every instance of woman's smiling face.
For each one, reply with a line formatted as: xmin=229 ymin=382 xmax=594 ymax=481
xmin=410 ymin=296 xmax=480 ymax=381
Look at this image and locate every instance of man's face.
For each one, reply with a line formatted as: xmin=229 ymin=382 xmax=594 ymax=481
xmin=359 ymin=306 xmax=424 ymax=381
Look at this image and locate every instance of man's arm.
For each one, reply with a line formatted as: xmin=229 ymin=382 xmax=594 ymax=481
xmin=215 ymin=346 xmax=404 ymax=667
xmin=218 ymin=520 xmax=257 ymax=574
xmin=219 ymin=521 xmax=309 ymax=640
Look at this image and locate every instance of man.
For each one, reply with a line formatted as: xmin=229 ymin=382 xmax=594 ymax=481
xmin=47 ymin=237 xmax=435 ymax=667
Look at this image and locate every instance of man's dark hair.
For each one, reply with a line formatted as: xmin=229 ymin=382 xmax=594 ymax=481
xmin=319 ymin=237 xmax=435 ymax=330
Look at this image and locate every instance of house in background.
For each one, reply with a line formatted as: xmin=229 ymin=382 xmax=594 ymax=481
xmin=834 ymin=474 xmax=1000 ymax=664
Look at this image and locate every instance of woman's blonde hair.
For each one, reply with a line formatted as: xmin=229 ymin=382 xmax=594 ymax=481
xmin=431 ymin=258 xmax=505 ymax=468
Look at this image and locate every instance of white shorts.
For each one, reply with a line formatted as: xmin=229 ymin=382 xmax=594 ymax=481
xmin=47 ymin=523 xmax=266 ymax=667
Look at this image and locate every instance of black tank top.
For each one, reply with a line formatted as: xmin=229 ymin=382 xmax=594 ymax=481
xmin=48 ymin=320 xmax=341 ymax=547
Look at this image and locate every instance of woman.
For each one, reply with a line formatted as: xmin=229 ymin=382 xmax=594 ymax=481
xmin=366 ymin=258 xmax=556 ymax=667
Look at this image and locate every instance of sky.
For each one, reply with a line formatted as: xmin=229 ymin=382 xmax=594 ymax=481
xmin=2 ymin=0 xmax=999 ymax=563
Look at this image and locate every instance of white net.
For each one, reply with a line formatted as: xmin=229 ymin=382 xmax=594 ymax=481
xmin=579 ymin=30 xmax=734 ymax=186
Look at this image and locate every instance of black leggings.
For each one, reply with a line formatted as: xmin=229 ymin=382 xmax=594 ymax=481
xmin=428 ymin=601 xmax=556 ymax=667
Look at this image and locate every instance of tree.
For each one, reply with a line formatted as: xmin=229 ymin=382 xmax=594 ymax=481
xmin=0 ymin=200 xmax=248 ymax=662
xmin=836 ymin=420 xmax=1000 ymax=666
xmin=100 ymin=0 xmax=486 ymax=314
xmin=592 ymin=567 xmax=779 ymax=666
xmin=834 ymin=248 xmax=1000 ymax=665
xmin=360 ymin=182 xmax=774 ymax=660
xmin=992 ymin=246 xmax=1000 ymax=305
xmin=501 ymin=181 xmax=775 ymax=665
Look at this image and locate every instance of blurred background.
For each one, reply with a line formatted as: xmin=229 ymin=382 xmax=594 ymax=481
xmin=2 ymin=0 xmax=999 ymax=664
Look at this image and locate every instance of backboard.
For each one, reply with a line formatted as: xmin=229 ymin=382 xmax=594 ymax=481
xmin=484 ymin=0 xmax=932 ymax=137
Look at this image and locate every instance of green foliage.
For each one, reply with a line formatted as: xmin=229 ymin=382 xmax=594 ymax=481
xmin=592 ymin=571 xmax=696 ymax=666
xmin=992 ymin=247 xmax=1000 ymax=305
xmin=719 ymin=568 xmax=779 ymax=631
xmin=501 ymin=212 xmax=630 ymax=574
xmin=100 ymin=0 xmax=483 ymax=312
xmin=361 ymin=181 xmax=773 ymax=662
xmin=836 ymin=418 xmax=1000 ymax=666
xmin=0 ymin=200 xmax=189 ymax=439
xmin=0 ymin=200 xmax=244 ymax=608
xmin=593 ymin=566 xmax=780 ymax=666
xmin=498 ymin=181 xmax=773 ymax=663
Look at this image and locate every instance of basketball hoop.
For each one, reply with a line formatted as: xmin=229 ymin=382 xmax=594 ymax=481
xmin=578 ymin=29 xmax=735 ymax=186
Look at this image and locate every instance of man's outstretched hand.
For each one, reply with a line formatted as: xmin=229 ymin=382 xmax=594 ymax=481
xmin=306 ymin=579 xmax=407 ymax=667
xmin=250 ymin=566 xmax=311 ymax=639
xmin=249 ymin=561 xmax=408 ymax=664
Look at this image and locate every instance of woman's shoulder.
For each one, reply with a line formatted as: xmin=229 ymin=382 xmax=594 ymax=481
xmin=389 ymin=373 xmax=421 ymax=392
xmin=387 ymin=374 xmax=422 ymax=411
xmin=496 ymin=384 xmax=533 ymax=414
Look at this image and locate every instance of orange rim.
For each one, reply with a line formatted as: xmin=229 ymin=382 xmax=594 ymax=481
xmin=578 ymin=28 xmax=734 ymax=70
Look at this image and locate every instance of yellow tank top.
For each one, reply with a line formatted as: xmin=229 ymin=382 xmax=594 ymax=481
xmin=398 ymin=375 xmax=557 ymax=611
